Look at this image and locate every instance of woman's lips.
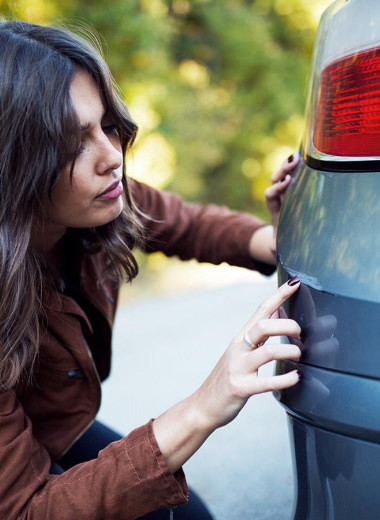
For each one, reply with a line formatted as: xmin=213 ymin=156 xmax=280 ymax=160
xmin=96 ymin=180 xmax=123 ymax=200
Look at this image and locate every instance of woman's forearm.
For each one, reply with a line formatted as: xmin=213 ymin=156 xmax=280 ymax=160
xmin=152 ymin=392 xmax=213 ymax=474
xmin=248 ymin=225 xmax=275 ymax=265
xmin=152 ymin=279 xmax=302 ymax=475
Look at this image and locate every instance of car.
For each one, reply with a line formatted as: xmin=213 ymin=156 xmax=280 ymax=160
xmin=274 ymin=0 xmax=380 ymax=518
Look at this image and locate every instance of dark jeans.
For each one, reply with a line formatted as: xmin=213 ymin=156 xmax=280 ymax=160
xmin=50 ymin=421 xmax=214 ymax=520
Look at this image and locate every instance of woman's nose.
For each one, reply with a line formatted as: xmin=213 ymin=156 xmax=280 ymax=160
xmin=96 ymin=136 xmax=123 ymax=175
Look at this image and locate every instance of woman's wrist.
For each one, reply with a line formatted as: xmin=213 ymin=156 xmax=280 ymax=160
xmin=249 ymin=225 xmax=276 ymax=266
xmin=269 ymin=245 xmax=277 ymax=261
xmin=269 ymin=231 xmax=278 ymax=261
xmin=152 ymin=392 xmax=214 ymax=474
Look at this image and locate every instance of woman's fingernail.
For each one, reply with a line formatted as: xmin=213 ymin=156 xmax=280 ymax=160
xmin=287 ymin=275 xmax=301 ymax=286
xmin=297 ymin=370 xmax=302 ymax=380
xmin=287 ymin=154 xmax=294 ymax=163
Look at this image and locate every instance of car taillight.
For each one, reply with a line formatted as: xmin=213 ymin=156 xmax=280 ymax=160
xmin=314 ymin=47 xmax=380 ymax=157
xmin=303 ymin=0 xmax=380 ymax=168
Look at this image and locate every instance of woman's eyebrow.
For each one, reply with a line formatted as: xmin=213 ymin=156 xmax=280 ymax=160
xmin=81 ymin=110 xmax=110 ymax=131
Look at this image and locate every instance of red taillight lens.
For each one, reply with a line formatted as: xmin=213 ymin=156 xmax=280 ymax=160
xmin=314 ymin=47 xmax=380 ymax=157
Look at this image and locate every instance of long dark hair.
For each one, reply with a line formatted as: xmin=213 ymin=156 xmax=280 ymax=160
xmin=0 ymin=20 xmax=143 ymax=390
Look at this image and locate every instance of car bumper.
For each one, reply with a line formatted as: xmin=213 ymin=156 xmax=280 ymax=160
xmin=274 ymin=160 xmax=380 ymax=519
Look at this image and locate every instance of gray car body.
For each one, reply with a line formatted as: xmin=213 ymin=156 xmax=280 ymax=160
xmin=274 ymin=157 xmax=380 ymax=519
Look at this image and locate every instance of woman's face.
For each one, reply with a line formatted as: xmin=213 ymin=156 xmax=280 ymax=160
xmin=42 ymin=69 xmax=124 ymax=246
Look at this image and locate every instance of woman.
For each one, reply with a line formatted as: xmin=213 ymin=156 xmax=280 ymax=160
xmin=0 ymin=20 xmax=301 ymax=520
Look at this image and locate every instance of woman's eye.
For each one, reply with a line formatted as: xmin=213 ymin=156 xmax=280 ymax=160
xmin=76 ymin=129 xmax=88 ymax=156
xmin=76 ymin=143 xmax=86 ymax=156
xmin=102 ymin=124 xmax=118 ymax=135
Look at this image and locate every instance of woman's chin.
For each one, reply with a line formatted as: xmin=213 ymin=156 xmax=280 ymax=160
xmin=94 ymin=200 xmax=124 ymax=227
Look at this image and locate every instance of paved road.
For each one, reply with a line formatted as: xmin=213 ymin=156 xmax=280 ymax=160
xmin=98 ymin=276 xmax=295 ymax=520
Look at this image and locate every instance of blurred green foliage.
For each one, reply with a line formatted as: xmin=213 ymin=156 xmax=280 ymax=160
xmin=1 ymin=0 xmax=332 ymax=219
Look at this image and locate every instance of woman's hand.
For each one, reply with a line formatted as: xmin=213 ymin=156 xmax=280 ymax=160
xmin=152 ymin=278 xmax=302 ymax=472
xmin=266 ymin=152 xmax=299 ymax=257
xmin=194 ymin=277 xmax=301 ymax=430
xmin=248 ymin=152 xmax=299 ymax=265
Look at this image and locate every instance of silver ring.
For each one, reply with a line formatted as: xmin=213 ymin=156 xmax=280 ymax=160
xmin=244 ymin=331 xmax=254 ymax=348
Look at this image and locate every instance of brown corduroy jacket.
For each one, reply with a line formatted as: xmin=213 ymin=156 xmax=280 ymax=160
xmin=0 ymin=180 xmax=274 ymax=520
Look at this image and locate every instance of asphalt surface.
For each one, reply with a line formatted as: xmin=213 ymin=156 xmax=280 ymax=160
xmin=98 ymin=275 xmax=295 ymax=520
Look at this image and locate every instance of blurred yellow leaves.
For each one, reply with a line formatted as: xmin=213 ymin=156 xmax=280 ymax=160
xmin=128 ymin=95 xmax=161 ymax=134
xmin=179 ymin=60 xmax=210 ymax=89
xmin=242 ymin=158 xmax=261 ymax=180
xmin=127 ymin=133 xmax=176 ymax=189
xmin=140 ymin=0 xmax=168 ymax=18
xmin=273 ymin=0 xmax=333 ymax=28
xmin=1 ymin=0 xmax=58 ymax=22
xmin=199 ymin=87 xmax=230 ymax=109
xmin=172 ymin=0 xmax=191 ymax=16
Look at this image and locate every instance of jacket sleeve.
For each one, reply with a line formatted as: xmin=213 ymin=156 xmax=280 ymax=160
xmin=0 ymin=390 xmax=189 ymax=520
xmin=130 ymin=179 xmax=275 ymax=275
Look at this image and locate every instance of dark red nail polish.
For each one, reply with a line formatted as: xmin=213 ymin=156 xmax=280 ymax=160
xmin=287 ymin=154 xmax=294 ymax=163
xmin=297 ymin=370 xmax=302 ymax=380
xmin=287 ymin=275 xmax=301 ymax=286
